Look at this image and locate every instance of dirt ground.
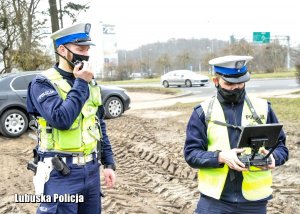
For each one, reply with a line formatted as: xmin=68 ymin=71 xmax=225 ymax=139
xmin=0 ymin=92 xmax=299 ymax=214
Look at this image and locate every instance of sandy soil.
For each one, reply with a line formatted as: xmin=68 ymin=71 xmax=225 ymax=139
xmin=0 ymin=92 xmax=299 ymax=214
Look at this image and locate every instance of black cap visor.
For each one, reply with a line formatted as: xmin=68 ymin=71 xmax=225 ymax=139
xmin=219 ymin=72 xmax=250 ymax=84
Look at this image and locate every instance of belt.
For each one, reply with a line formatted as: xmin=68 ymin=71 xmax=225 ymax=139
xmin=43 ymin=153 xmax=95 ymax=166
xmin=71 ymin=153 xmax=94 ymax=165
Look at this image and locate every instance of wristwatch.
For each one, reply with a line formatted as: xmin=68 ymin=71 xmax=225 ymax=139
xmin=215 ymin=150 xmax=222 ymax=158
xmin=215 ymin=150 xmax=224 ymax=166
xmin=104 ymin=164 xmax=116 ymax=171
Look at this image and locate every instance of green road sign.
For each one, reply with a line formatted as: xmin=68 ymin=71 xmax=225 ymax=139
xmin=253 ymin=32 xmax=270 ymax=44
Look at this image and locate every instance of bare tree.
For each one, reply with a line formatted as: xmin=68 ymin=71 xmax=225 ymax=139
xmin=224 ymin=39 xmax=255 ymax=57
xmin=255 ymin=41 xmax=286 ymax=73
xmin=0 ymin=1 xmax=18 ymax=73
xmin=295 ymin=64 xmax=300 ymax=84
xmin=156 ymin=53 xmax=171 ymax=74
xmin=48 ymin=0 xmax=59 ymax=33
xmin=114 ymin=38 xmax=293 ymax=80
xmin=175 ymin=52 xmax=193 ymax=70
xmin=12 ymin=0 xmax=41 ymax=52
xmin=48 ymin=0 xmax=90 ymax=56
xmin=48 ymin=0 xmax=59 ymax=61
xmin=0 ymin=0 xmax=52 ymax=73
xmin=12 ymin=0 xmax=50 ymax=70
xmin=56 ymin=0 xmax=90 ymax=25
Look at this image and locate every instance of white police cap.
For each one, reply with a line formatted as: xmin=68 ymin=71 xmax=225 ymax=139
xmin=209 ymin=55 xmax=253 ymax=83
xmin=51 ymin=23 xmax=95 ymax=47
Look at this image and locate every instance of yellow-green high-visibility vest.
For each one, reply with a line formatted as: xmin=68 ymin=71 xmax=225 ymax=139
xmin=37 ymin=68 xmax=102 ymax=155
xmin=198 ymin=96 xmax=273 ymax=201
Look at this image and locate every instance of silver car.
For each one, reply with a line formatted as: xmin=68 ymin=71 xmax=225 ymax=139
xmin=161 ymin=70 xmax=209 ymax=88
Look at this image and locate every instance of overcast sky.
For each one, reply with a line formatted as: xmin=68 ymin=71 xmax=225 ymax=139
xmin=77 ymin=0 xmax=299 ymax=50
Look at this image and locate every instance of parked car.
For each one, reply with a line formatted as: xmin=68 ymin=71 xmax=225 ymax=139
xmin=160 ymin=70 xmax=209 ymax=88
xmin=0 ymin=71 xmax=130 ymax=138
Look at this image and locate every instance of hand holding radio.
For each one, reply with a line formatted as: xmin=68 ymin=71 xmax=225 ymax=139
xmin=73 ymin=61 xmax=94 ymax=83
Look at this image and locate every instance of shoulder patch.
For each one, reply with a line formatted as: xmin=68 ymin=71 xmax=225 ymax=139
xmin=37 ymin=90 xmax=56 ymax=102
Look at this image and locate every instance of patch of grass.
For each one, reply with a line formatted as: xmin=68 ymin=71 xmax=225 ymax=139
xmin=98 ymin=78 xmax=160 ymax=85
xmin=291 ymin=90 xmax=300 ymax=95
xmin=97 ymin=71 xmax=296 ymax=85
xmin=158 ymin=101 xmax=200 ymax=111
xmin=162 ymin=98 xmax=300 ymax=124
xmin=267 ymin=98 xmax=300 ymax=123
xmin=124 ymin=87 xmax=181 ymax=95
xmin=250 ymin=71 xmax=296 ymax=79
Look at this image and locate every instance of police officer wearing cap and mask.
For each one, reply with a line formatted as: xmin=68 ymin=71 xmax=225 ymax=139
xmin=184 ymin=55 xmax=288 ymax=214
xmin=27 ymin=23 xmax=116 ymax=214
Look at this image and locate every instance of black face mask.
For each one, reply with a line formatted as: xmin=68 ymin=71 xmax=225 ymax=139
xmin=217 ymin=85 xmax=245 ymax=104
xmin=63 ymin=45 xmax=89 ymax=68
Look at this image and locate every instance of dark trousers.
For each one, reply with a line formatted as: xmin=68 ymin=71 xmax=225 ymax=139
xmin=195 ymin=195 xmax=267 ymax=214
xmin=36 ymin=158 xmax=101 ymax=214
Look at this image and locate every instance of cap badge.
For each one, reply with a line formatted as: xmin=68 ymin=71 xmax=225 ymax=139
xmin=235 ymin=60 xmax=245 ymax=71
xmin=84 ymin=23 xmax=91 ymax=33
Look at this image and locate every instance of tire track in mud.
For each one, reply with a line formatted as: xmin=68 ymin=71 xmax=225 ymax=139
xmin=0 ymin=136 xmax=37 ymax=214
xmin=1 ymin=107 xmax=299 ymax=213
xmin=267 ymin=123 xmax=300 ymax=214
xmin=103 ymin=115 xmax=199 ymax=213
xmin=268 ymin=159 xmax=300 ymax=214
xmin=104 ymin=114 xmax=300 ymax=214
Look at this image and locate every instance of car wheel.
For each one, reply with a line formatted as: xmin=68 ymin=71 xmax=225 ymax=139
xmin=104 ymin=96 xmax=124 ymax=119
xmin=163 ymin=81 xmax=169 ymax=88
xmin=0 ymin=109 xmax=28 ymax=138
xmin=185 ymin=79 xmax=192 ymax=87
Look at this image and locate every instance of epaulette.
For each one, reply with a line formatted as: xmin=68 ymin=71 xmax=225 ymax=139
xmin=194 ymin=104 xmax=204 ymax=119
xmin=35 ymin=74 xmax=48 ymax=83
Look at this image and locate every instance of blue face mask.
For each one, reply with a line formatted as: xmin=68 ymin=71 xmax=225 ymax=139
xmin=217 ymin=85 xmax=245 ymax=104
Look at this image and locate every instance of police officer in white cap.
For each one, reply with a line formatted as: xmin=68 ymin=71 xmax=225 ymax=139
xmin=27 ymin=23 xmax=116 ymax=214
xmin=184 ymin=55 xmax=288 ymax=213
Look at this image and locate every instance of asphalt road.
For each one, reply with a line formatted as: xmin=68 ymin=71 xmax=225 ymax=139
xmin=174 ymin=78 xmax=299 ymax=98
xmin=128 ymin=78 xmax=299 ymax=110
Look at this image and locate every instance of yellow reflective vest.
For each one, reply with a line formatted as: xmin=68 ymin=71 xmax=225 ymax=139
xmin=198 ymin=96 xmax=273 ymax=201
xmin=37 ymin=68 xmax=102 ymax=155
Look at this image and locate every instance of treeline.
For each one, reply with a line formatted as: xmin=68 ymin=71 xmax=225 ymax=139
xmin=0 ymin=0 xmax=89 ymax=74
xmin=113 ymin=37 xmax=300 ymax=80
xmin=1 ymin=0 xmax=300 ymax=82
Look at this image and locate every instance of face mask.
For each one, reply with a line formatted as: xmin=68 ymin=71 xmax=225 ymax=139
xmin=64 ymin=45 xmax=89 ymax=68
xmin=217 ymin=85 xmax=245 ymax=104
xmin=71 ymin=52 xmax=89 ymax=64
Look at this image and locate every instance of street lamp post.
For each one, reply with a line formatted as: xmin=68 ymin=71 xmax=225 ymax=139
xmin=124 ymin=50 xmax=127 ymax=73
xmin=207 ymin=46 xmax=213 ymax=75
xmin=286 ymin=36 xmax=290 ymax=71
xmin=207 ymin=46 xmax=212 ymax=55
xmin=199 ymin=62 xmax=202 ymax=73
xmin=148 ymin=48 xmax=152 ymax=77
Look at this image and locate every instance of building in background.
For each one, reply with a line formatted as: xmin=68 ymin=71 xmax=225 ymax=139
xmin=102 ymin=24 xmax=118 ymax=79
xmin=90 ymin=22 xmax=118 ymax=79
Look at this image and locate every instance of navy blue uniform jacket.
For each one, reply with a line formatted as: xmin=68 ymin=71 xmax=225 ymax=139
xmin=184 ymin=95 xmax=288 ymax=203
xmin=27 ymin=65 xmax=115 ymax=165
